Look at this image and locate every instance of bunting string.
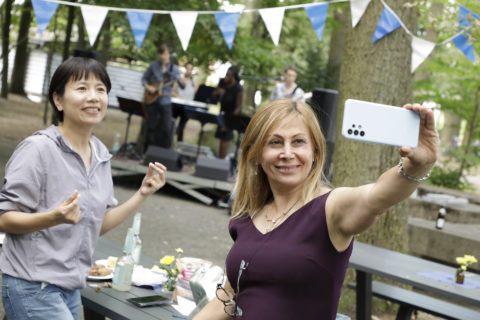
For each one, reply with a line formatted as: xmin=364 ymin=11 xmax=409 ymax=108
xmin=26 ymin=0 xmax=479 ymax=70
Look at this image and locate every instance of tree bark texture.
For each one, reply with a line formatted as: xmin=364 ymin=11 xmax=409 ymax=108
xmin=326 ymin=7 xmax=347 ymax=90
xmin=10 ymin=0 xmax=32 ymax=95
xmin=62 ymin=0 xmax=76 ymax=61
xmin=1 ymin=0 xmax=13 ymax=98
xmin=332 ymin=0 xmax=417 ymax=251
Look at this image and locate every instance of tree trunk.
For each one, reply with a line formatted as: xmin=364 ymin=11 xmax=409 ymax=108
xmin=332 ymin=0 xmax=417 ymax=315
xmin=77 ymin=13 xmax=86 ymax=49
xmin=325 ymin=7 xmax=347 ymax=90
xmin=1 ymin=0 xmax=13 ymax=98
xmin=100 ymin=17 xmax=111 ymax=66
xmin=10 ymin=0 xmax=32 ymax=95
xmin=440 ymin=111 xmax=461 ymax=148
xmin=62 ymin=0 xmax=76 ymax=61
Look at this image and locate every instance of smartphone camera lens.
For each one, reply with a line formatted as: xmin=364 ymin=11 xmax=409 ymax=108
xmin=348 ymin=129 xmax=353 ymax=135
xmin=360 ymin=131 xmax=365 ymax=136
xmin=352 ymin=124 xmax=356 ymax=128
xmin=354 ymin=130 xmax=359 ymax=136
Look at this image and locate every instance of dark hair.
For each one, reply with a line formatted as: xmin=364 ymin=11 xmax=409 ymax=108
xmin=284 ymin=65 xmax=297 ymax=73
xmin=48 ymin=57 xmax=111 ymax=122
xmin=228 ymin=66 xmax=240 ymax=82
xmin=158 ymin=44 xmax=170 ymax=54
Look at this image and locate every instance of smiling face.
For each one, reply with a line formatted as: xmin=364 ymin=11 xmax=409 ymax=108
xmin=53 ymin=75 xmax=108 ymax=128
xmin=260 ymin=114 xmax=314 ymax=192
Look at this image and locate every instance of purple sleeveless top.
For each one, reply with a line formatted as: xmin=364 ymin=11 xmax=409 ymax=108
xmin=226 ymin=192 xmax=353 ymax=320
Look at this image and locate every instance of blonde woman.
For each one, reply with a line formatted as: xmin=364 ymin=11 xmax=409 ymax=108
xmin=194 ymin=99 xmax=438 ymax=319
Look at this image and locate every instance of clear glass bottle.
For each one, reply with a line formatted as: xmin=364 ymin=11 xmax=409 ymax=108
xmin=112 ymin=228 xmax=135 ymax=291
xmin=132 ymin=213 xmax=142 ymax=265
xmin=112 ymin=132 xmax=121 ymax=154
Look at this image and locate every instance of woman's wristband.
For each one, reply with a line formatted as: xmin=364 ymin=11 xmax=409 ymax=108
xmin=397 ymin=157 xmax=431 ymax=183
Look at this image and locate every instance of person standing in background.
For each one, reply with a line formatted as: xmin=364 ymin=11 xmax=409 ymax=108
xmin=213 ymin=66 xmax=243 ymax=159
xmin=142 ymin=44 xmax=180 ymax=150
xmin=174 ymin=62 xmax=197 ymax=142
xmin=270 ymin=65 xmax=305 ymax=102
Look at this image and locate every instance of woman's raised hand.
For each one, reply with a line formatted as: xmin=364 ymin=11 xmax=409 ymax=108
xmin=52 ymin=190 xmax=82 ymax=224
xmin=399 ymin=104 xmax=439 ymax=168
xmin=139 ymin=162 xmax=167 ymax=196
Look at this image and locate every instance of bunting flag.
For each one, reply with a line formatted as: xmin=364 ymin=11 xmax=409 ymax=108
xmin=305 ymin=3 xmax=329 ymax=41
xmin=80 ymin=5 xmax=109 ymax=46
xmin=31 ymin=0 xmax=59 ymax=36
xmin=259 ymin=7 xmax=285 ymax=46
xmin=452 ymin=5 xmax=478 ymax=63
xmin=458 ymin=5 xmax=479 ymax=29
xmin=411 ymin=36 xmax=436 ymax=73
xmin=350 ymin=0 xmax=372 ymax=28
xmin=452 ymin=33 xmax=475 ymax=63
xmin=372 ymin=6 xmax=401 ymax=43
xmin=170 ymin=12 xmax=198 ymax=51
xmin=127 ymin=11 xmax=154 ymax=48
xmin=214 ymin=12 xmax=241 ymax=50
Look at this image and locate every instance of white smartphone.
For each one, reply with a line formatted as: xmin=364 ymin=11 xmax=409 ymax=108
xmin=342 ymin=99 xmax=420 ymax=148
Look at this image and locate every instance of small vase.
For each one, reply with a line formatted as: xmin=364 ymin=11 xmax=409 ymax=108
xmin=456 ymin=271 xmax=465 ymax=284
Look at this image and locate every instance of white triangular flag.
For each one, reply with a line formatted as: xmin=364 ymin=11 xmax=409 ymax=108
xmin=81 ymin=4 xmax=109 ymax=46
xmin=170 ymin=12 xmax=198 ymax=51
xmin=411 ymin=36 xmax=436 ymax=73
xmin=259 ymin=7 xmax=285 ymax=46
xmin=0 ymin=1 xmax=4 ymax=9
xmin=350 ymin=0 xmax=372 ymax=27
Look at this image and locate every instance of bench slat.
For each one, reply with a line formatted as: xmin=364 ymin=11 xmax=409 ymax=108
xmin=347 ymin=281 xmax=480 ymax=320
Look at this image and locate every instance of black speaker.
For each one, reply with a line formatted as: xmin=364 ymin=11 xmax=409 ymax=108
xmin=143 ymin=146 xmax=182 ymax=172
xmin=308 ymin=88 xmax=339 ymax=180
xmin=194 ymin=156 xmax=230 ymax=181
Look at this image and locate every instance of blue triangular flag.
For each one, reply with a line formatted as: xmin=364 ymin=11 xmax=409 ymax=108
xmin=452 ymin=33 xmax=475 ymax=64
xmin=458 ymin=5 xmax=479 ymax=30
xmin=31 ymin=0 xmax=59 ymax=36
xmin=372 ymin=6 xmax=401 ymax=43
xmin=305 ymin=3 xmax=329 ymax=41
xmin=214 ymin=12 xmax=241 ymax=50
xmin=127 ymin=11 xmax=154 ymax=48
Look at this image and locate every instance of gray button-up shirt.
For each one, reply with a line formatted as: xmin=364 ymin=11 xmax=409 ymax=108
xmin=142 ymin=61 xmax=180 ymax=105
xmin=0 ymin=126 xmax=117 ymax=290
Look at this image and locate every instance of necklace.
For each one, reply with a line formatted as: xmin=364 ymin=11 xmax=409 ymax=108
xmin=264 ymin=199 xmax=300 ymax=233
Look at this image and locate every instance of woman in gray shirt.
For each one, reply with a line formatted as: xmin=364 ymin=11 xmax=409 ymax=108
xmin=0 ymin=57 xmax=167 ymax=320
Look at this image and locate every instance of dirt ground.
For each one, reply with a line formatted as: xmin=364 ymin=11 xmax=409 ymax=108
xmin=0 ymin=95 xmax=451 ymax=320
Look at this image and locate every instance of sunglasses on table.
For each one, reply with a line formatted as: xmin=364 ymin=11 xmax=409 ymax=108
xmin=215 ymin=259 xmax=248 ymax=318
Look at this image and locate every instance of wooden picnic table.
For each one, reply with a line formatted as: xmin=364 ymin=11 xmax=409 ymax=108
xmin=349 ymin=241 xmax=480 ymax=320
xmin=82 ymin=237 xmax=181 ymax=320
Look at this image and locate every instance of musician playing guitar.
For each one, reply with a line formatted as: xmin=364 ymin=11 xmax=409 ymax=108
xmin=142 ymin=44 xmax=180 ymax=150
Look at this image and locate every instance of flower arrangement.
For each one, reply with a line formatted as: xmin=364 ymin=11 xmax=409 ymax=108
xmin=158 ymin=248 xmax=183 ymax=291
xmin=455 ymin=254 xmax=477 ymax=284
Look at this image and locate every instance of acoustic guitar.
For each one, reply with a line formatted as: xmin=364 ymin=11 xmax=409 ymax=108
xmin=143 ymin=79 xmax=176 ymax=104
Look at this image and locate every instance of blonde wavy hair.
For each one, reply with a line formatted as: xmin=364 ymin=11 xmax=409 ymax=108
xmin=231 ymin=99 xmax=327 ymax=218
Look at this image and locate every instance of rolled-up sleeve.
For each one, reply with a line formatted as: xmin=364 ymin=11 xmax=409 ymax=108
xmin=0 ymin=139 xmax=43 ymax=214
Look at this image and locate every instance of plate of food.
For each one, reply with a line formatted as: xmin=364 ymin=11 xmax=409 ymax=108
xmin=88 ymin=264 xmax=113 ymax=281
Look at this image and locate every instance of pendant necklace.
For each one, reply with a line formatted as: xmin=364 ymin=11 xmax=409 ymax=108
xmin=264 ymin=198 xmax=299 ymax=233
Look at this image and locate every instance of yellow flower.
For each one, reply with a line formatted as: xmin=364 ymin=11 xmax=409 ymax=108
xmin=461 ymin=265 xmax=467 ymax=271
xmin=175 ymin=248 xmax=184 ymax=254
xmin=160 ymin=255 xmax=175 ymax=266
xmin=456 ymin=257 xmax=467 ymax=265
xmin=464 ymin=255 xmax=478 ymax=264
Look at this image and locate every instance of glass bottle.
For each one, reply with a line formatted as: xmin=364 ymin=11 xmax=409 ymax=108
xmin=435 ymin=207 xmax=446 ymax=230
xmin=112 ymin=132 xmax=121 ymax=154
xmin=112 ymin=228 xmax=135 ymax=291
xmin=132 ymin=213 xmax=142 ymax=265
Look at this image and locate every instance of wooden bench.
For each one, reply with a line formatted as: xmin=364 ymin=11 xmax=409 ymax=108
xmin=347 ymin=281 xmax=480 ymax=320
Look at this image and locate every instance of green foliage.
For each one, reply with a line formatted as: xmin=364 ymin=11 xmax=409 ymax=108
xmin=427 ymin=164 xmax=473 ymax=191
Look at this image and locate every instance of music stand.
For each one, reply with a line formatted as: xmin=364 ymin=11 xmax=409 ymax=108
xmin=183 ymin=105 xmax=223 ymax=160
xmin=116 ymin=96 xmax=147 ymax=160
xmin=193 ymin=84 xmax=219 ymax=104
xmin=225 ymin=114 xmax=251 ymax=172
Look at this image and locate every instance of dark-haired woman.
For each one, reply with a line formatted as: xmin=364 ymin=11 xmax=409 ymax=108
xmin=0 ymin=57 xmax=167 ymax=320
xmin=213 ymin=66 xmax=243 ymax=159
